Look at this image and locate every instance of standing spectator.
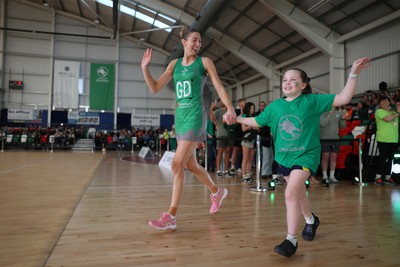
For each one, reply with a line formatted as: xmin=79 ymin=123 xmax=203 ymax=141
xmin=230 ymin=98 xmax=246 ymax=174
xmin=240 ymin=102 xmax=257 ymax=183
xmin=374 ymin=95 xmax=398 ymax=186
xmin=319 ymin=107 xmax=346 ymax=185
xmin=141 ymin=27 xmax=236 ymax=230
xmin=210 ymin=99 xmax=235 ymax=177
xmin=237 ymin=57 xmax=371 ymax=257
xmin=256 ymin=101 xmax=274 ymax=179
xmin=206 ymin=118 xmax=216 ymax=172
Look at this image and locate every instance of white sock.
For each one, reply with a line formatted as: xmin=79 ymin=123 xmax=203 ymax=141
xmin=385 ymin=175 xmax=391 ymax=180
xmin=329 ymin=170 xmax=335 ymax=178
xmin=375 ymin=174 xmax=381 ymax=179
xmin=322 ymin=171 xmax=328 ymax=178
xmin=286 ymin=233 xmax=297 ymax=246
xmin=305 ymin=214 xmax=314 ymax=224
xmin=167 ymin=212 xmax=175 ymax=219
xmin=212 ymin=188 xmax=220 ymax=196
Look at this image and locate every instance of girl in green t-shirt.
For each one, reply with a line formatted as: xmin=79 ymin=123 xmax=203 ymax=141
xmin=237 ymin=57 xmax=371 ymax=257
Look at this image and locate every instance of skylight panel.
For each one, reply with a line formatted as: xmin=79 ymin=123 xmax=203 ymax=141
xmin=96 ymin=0 xmax=176 ymax=32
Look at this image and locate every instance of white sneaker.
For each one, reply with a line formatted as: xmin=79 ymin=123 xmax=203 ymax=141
xmin=329 ymin=177 xmax=339 ymax=183
xmin=236 ymin=168 xmax=242 ymax=173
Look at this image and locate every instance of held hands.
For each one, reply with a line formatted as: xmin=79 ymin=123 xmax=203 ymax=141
xmin=223 ymin=108 xmax=237 ymax=125
xmin=351 ymin=57 xmax=372 ymax=75
xmin=141 ymin=48 xmax=152 ymax=69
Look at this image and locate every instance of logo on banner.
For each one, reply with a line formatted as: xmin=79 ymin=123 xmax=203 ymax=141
xmin=96 ymin=67 xmax=109 ymax=82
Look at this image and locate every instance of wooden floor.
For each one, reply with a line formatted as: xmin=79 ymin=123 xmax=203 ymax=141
xmin=0 ymin=150 xmax=399 ymax=267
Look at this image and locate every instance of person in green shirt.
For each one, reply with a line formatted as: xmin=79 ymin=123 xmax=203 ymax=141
xmin=141 ymin=26 xmax=236 ymax=230
xmin=374 ymin=95 xmax=400 ymax=186
xmin=237 ymin=57 xmax=371 ymax=257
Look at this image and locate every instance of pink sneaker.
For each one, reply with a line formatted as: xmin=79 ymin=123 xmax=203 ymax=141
xmin=148 ymin=212 xmax=177 ymax=230
xmin=210 ymin=187 xmax=228 ymax=214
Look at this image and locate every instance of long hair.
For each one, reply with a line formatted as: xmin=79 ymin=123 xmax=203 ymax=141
xmin=243 ymin=102 xmax=255 ymax=117
xmin=285 ymin=67 xmax=313 ymax=94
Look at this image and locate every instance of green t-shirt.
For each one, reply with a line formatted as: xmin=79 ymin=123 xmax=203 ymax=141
xmin=375 ymin=109 xmax=399 ymax=143
xmin=255 ymin=94 xmax=335 ymax=172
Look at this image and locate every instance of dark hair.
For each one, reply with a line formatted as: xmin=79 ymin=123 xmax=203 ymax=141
xmin=243 ymin=102 xmax=255 ymax=117
xmin=180 ymin=26 xmax=200 ymax=40
xmin=379 ymin=95 xmax=390 ymax=102
xmin=285 ymin=67 xmax=312 ymax=94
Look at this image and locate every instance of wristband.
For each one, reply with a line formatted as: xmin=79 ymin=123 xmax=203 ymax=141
xmin=349 ymin=73 xmax=358 ymax=78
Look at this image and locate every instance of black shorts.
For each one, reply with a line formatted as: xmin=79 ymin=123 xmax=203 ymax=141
xmin=279 ymin=165 xmax=312 ymax=176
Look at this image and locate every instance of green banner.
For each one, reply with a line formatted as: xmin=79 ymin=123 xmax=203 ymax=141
xmin=89 ymin=63 xmax=115 ymax=110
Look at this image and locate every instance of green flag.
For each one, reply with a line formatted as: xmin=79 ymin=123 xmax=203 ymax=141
xmin=90 ymin=63 xmax=115 ymax=110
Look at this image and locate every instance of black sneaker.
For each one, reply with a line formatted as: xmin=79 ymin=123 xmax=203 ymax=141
xmin=274 ymin=239 xmax=298 ymax=257
xmin=217 ymin=171 xmax=223 ymax=178
xmin=302 ymin=213 xmax=320 ymax=241
xmin=322 ymin=178 xmax=329 ymax=187
xmin=384 ymin=178 xmax=397 ymax=186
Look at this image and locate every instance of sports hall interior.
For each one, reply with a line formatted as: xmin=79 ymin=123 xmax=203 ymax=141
xmin=0 ymin=1 xmax=399 ymax=267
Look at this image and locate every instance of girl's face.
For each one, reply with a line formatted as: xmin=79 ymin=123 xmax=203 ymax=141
xmin=282 ymin=70 xmax=306 ymax=99
xmin=182 ymin=32 xmax=202 ymax=57
xmin=250 ymin=105 xmax=255 ymax=114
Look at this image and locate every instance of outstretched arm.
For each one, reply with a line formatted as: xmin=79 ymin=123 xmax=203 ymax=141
xmin=202 ymin=57 xmax=236 ymax=125
xmin=333 ymin=57 xmax=372 ymax=107
xmin=141 ymin=48 xmax=174 ymax=94
xmin=237 ymin=117 xmax=259 ymax=128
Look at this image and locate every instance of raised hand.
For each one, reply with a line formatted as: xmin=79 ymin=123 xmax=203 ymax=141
xmin=141 ymin=48 xmax=152 ymax=69
xmin=351 ymin=57 xmax=371 ymax=75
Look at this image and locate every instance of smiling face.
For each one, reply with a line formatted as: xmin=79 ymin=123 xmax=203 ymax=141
xmin=282 ymin=70 xmax=306 ymax=100
xmin=182 ymin=31 xmax=202 ymax=57
xmin=380 ymin=97 xmax=390 ymax=109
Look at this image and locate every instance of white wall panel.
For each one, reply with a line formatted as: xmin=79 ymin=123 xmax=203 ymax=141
xmin=86 ymin=44 xmax=116 ymax=61
xmin=5 ymin=55 xmax=50 ymax=75
xmin=119 ymin=64 xmax=143 ymax=80
xmin=54 ymin=41 xmax=87 ymax=59
xmin=7 ymin=17 xmax=51 ymax=32
xmin=8 ymin=2 xmax=51 ymax=22
xmin=6 ymin=36 xmax=52 ymax=55
xmin=118 ymin=81 xmax=148 ymax=98
xmin=243 ymin=79 xmax=268 ymax=98
xmin=346 ymin=22 xmax=400 ymax=93
xmin=119 ymin=47 xmax=147 ymax=64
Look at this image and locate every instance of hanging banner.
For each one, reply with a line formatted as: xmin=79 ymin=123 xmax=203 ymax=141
xmin=53 ymin=60 xmax=80 ymax=109
xmin=131 ymin=114 xmax=160 ymax=127
xmin=7 ymin=109 xmax=43 ymax=123
xmin=68 ymin=111 xmax=100 ymax=125
xmin=89 ymin=63 xmax=115 ymax=110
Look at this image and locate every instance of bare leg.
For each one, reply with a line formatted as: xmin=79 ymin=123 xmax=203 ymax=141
xmin=329 ymin=152 xmax=337 ymax=170
xmin=185 ymin=148 xmax=218 ymax=193
xmin=284 ymin=170 xmax=311 ymax=235
xmin=223 ymin=147 xmax=232 ymax=172
xmin=230 ymin=146 xmax=240 ymax=170
xmin=216 ymin=146 xmax=224 ymax=172
xmin=241 ymin=146 xmax=249 ymax=174
xmin=168 ymin=141 xmax=198 ymax=216
xmin=321 ymin=152 xmax=329 ymax=173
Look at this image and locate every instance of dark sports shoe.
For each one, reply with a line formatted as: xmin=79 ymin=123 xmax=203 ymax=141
xmin=302 ymin=213 xmax=320 ymax=241
xmin=375 ymin=178 xmax=384 ymax=185
xmin=384 ymin=177 xmax=397 ymax=186
xmin=274 ymin=239 xmax=298 ymax=257
xmin=322 ymin=178 xmax=329 ymax=187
